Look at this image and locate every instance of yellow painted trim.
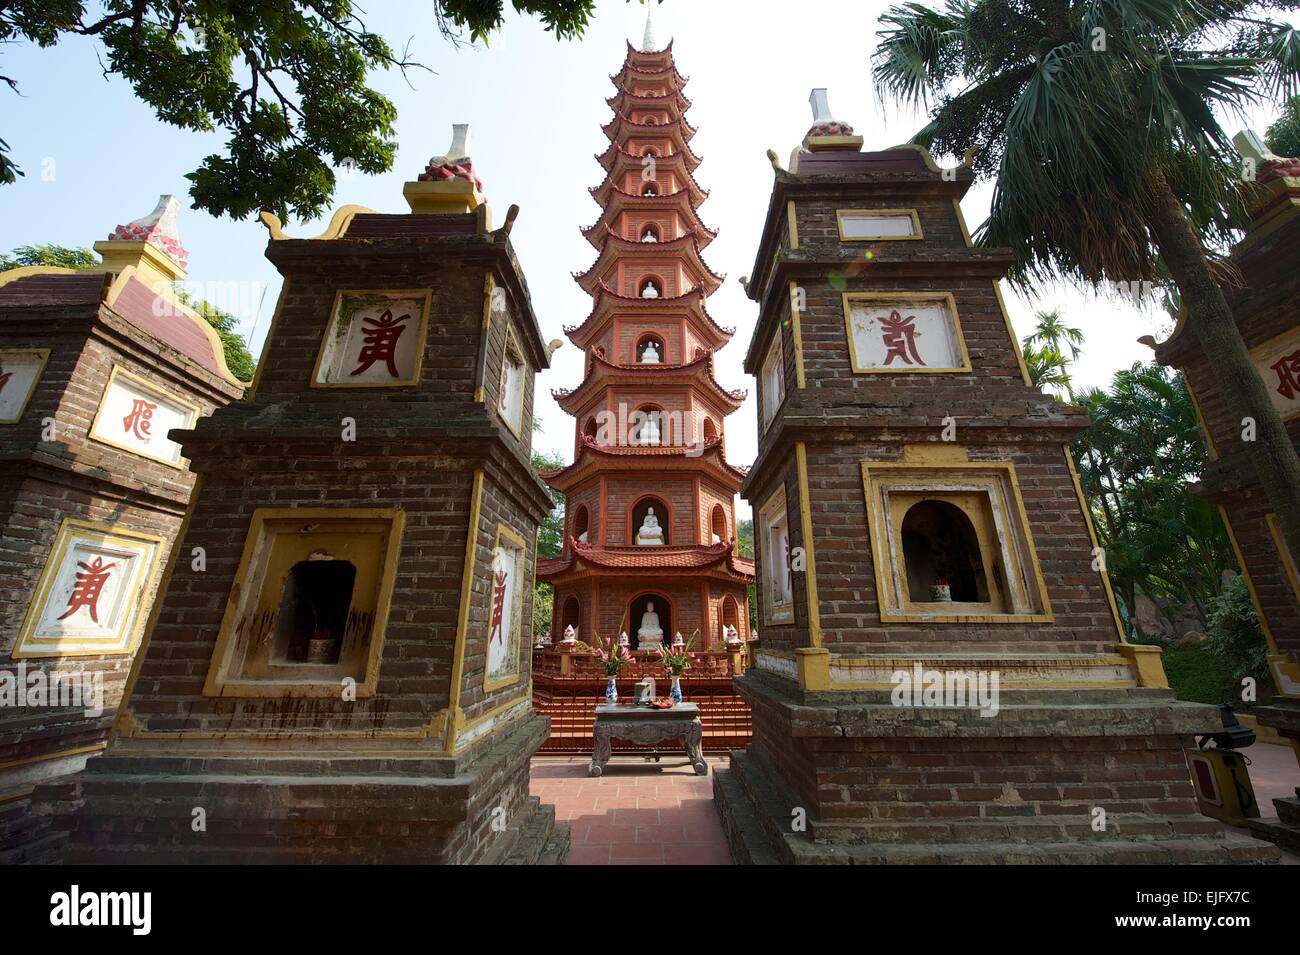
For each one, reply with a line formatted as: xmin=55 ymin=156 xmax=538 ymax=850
xmin=86 ymin=364 xmax=200 ymax=469
xmin=449 ymin=687 xmax=533 ymax=755
xmin=247 ymin=278 xmax=287 ymax=401
xmin=788 ymin=280 xmax=807 ymax=389
xmin=258 ymin=204 xmax=377 ymax=242
xmin=0 ymin=347 xmax=50 ymax=424
xmin=860 ymin=457 xmax=1053 ymax=624
xmin=1117 ymin=643 xmax=1169 ymax=689
xmin=841 ymin=291 xmax=971 ymax=374
xmin=1266 ymin=513 xmax=1300 ymax=604
xmin=795 ymin=442 xmax=822 ymax=648
xmin=760 ymin=323 xmax=787 ymax=435
xmin=102 ymin=263 xmax=246 ymax=387
xmin=887 ymin=142 xmax=944 ymax=173
xmin=484 ymin=522 xmax=529 ymax=694
xmin=0 ymin=743 xmax=106 ymax=772
xmin=951 ymin=198 xmax=974 ymax=248
xmin=310 ymin=288 xmax=433 ymax=389
xmin=447 ymin=469 xmax=486 ymax=754
xmin=13 ymin=518 xmax=166 ymax=658
xmin=475 ymin=273 xmax=494 ymax=404
xmin=1183 ymin=373 xmax=1220 ymax=461
xmin=1220 ymin=504 xmax=1279 ymax=653
xmin=991 ymin=281 xmax=1034 ymax=387
xmin=1062 ymin=444 xmax=1127 ymax=640
xmin=0 ymin=787 xmax=35 ymax=804
xmin=836 ymin=208 xmax=923 ymax=241
xmin=200 ymin=507 xmax=406 ymax=698
xmin=0 ymin=265 xmax=88 ymax=289
xmin=796 ymin=647 xmax=830 ymax=690
xmin=786 ymin=199 xmax=799 ymax=249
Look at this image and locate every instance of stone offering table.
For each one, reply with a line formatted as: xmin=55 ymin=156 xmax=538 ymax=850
xmin=589 ymin=703 xmax=707 ymax=777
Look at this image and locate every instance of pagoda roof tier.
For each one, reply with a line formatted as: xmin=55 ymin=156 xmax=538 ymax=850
xmin=590 ymin=151 xmax=710 ymax=208
xmin=603 ymin=112 xmax=698 ymax=145
xmin=563 ymin=283 xmax=734 ymax=351
xmin=539 ymin=433 xmax=749 ymax=494
xmin=611 ymin=64 xmax=688 ymax=95
xmin=538 ymin=539 xmax=756 ymax=585
xmin=580 ymin=190 xmax=716 ymax=249
xmin=598 ymin=134 xmax=701 ymax=173
xmin=573 ymin=231 xmax=725 ymax=296
xmin=606 ymin=87 xmax=692 ymax=116
xmin=551 ymin=350 xmax=747 ymax=417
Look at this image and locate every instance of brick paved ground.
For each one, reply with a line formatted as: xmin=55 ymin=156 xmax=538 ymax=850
xmin=530 ymin=755 xmax=732 ymax=865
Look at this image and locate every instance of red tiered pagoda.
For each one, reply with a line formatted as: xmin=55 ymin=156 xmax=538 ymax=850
xmin=538 ymin=19 xmax=754 ymax=653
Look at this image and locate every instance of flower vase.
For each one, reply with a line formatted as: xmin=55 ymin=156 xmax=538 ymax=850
xmin=669 ymin=675 xmax=683 ymax=704
xmin=605 ymin=676 xmax=618 ymax=704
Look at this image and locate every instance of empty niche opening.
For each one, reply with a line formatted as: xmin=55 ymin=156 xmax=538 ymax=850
xmin=272 ymin=558 xmax=358 ymax=665
xmin=900 ymin=500 xmax=992 ymax=605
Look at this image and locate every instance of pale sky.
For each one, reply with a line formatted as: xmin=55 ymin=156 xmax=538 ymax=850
xmin=0 ymin=1 xmax=1289 ymax=519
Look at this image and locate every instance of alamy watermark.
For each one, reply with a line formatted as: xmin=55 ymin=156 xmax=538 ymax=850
xmin=0 ymin=662 xmax=104 ymax=717
xmin=890 ymin=662 xmax=1000 ymax=717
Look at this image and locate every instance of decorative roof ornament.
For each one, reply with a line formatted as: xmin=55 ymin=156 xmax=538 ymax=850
xmin=1234 ymin=129 xmax=1300 ymax=184
xmin=106 ymin=195 xmax=189 ymax=269
xmin=641 ymin=3 xmax=659 ymax=53
xmin=404 ymin=123 xmax=487 ymax=215
xmin=802 ymin=88 xmax=864 ymax=152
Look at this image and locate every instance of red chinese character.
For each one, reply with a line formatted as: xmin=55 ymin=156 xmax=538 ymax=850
xmin=0 ymin=366 xmax=11 ymax=395
xmin=1271 ymin=348 xmax=1300 ymax=401
xmin=489 ymin=568 xmax=509 ymax=645
xmin=122 ymin=398 xmax=156 ymax=440
xmin=880 ymin=310 xmax=926 ymax=366
xmin=57 ymin=556 xmax=117 ymax=623
xmin=351 ymin=309 xmax=409 ymax=377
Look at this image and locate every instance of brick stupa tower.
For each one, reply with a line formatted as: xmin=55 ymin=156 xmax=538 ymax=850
xmin=712 ymin=92 xmax=1277 ymax=864
xmin=537 ymin=17 xmax=755 ymax=651
xmin=49 ymin=129 xmax=568 ymax=864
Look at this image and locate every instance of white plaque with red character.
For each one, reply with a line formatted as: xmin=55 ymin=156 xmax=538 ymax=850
xmin=1252 ymin=327 xmax=1300 ymax=422
xmin=0 ymin=348 xmax=50 ymax=423
xmin=14 ymin=519 xmax=164 ymax=657
xmin=845 ymin=294 xmax=970 ymax=373
xmin=314 ymin=290 xmax=432 ymax=387
xmin=88 ymin=367 xmax=198 ymax=466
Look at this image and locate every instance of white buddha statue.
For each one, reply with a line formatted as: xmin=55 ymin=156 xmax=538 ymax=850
xmin=637 ymin=413 xmax=661 ymax=445
xmin=577 ymin=530 xmax=588 ymax=544
xmin=639 ymin=341 xmax=661 ymax=364
xmin=561 ymin=624 xmax=577 ymax=644
xmin=636 ymin=506 xmax=665 ymax=545
xmin=640 ymin=281 xmax=660 ymax=299
xmin=641 ymin=227 xmax=658 ymax=242
xmin=637 ymin=601 xmax=664 ymax=649
xmin=711 ymin=531 xmax=721 ymax=544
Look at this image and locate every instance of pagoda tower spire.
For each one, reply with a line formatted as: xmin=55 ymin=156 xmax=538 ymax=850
xmin=538 ymin=31 xmax=754 ymax=654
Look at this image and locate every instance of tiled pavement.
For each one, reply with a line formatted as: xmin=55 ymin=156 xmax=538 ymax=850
xmin=530 ymin=756 xmax=733 ymax=865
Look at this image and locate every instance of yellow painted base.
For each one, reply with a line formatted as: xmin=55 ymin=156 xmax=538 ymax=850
xmin=1116 ymin=643 xmax=1169 ymax=688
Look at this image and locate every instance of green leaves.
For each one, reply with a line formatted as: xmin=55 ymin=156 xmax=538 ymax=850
xmin=2 ymin=1 xmax=591 ymax=221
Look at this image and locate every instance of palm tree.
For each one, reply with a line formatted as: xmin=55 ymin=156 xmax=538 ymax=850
xmin=872 ymin=0 xmax=1300 ymax=566
xmin=1024 ymin=308 xmax=1084 ymax=398
xmin=1021 ymin=340 xmax=1072 ymax=394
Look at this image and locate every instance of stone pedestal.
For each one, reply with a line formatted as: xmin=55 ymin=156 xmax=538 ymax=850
xmin=589 ymin=703 xmax=706 ymax=776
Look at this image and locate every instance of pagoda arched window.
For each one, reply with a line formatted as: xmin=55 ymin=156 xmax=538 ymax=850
xmin=572 ymin=505 xmax=590 ymax=545
xmin=901 ymin=500 xmax=992 ymax=605
xmin=702 ymin=417 xmax=718 ymax=442
xmin=710 ymin=504 xmax=727 ymax=544
xmin=583 ymin=416 xmax=599 ymax=443
xmin=635 ymin=334 xmax=665 ymax=365
xmin=642 ymin=182 xmax=659 ymax=196
xmin=631 ymin=404 xmax=666 ymax=446
xmin=641 ymin=223 xmax=660 ymax=242
xmin=631 ymin=496 xmax=670 ymax=545
xmin=559 ymin=595 xmax=580 ymax=640
xmin=638 ymin=277 xmax=663 ymax=298
xmin=641 ymin=146 xmax=659 ymax=157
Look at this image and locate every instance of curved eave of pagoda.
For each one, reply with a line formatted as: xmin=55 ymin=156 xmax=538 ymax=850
xmin=603 ymin=112 xmax=699 ymax=145
xmin=550 ymin=350 xmax=747 ymax=416
xmin=580 ymin=191 xmax=717 ymax=249
xmin=610 ymin=66 xmax=688 ymax=95
xmin=539 ymin=434 xmax=749 ymax=493
xmin=562 ymin=283 xmax=735 ymax=351
xmin=598 ymin=136 xmax=701 ymax=173
xmin=538 ymin=541 xmax=756 ymax=585
xmin=606 ymin=88 xmax=693 ymax=115
xmin=589 ymin=154 xmax=710 ymax=209
xmin=572 ymin=232 xmax=725 ymax=297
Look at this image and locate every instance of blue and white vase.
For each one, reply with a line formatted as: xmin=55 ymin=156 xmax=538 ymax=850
xmin=605 ymin=676 xmax=618 ymax=704
xmin=669 ymin=675 xmax=683 ymax=704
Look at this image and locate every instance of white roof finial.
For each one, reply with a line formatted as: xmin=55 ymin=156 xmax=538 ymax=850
xmin=809 ymin=89 xmax=833 ymax=124
xmin=641 ymin=4 xmax=658 ymax=53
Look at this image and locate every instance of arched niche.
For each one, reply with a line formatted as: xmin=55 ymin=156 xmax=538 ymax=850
xmin=900 ymin=499 xmax=994 ymax=606
xmin=710 ymin=504 xmax=727 ymax=544
xmin=640 ymin=223 xmax=660 ymax=242
xmin=634 ymin=333 xmax=665 ymax=364
xmin=721 ymin=594 xmax=741 ymax=642
xmin=630 ymin=495 xmax=670 ymax=545
xmin=582 ymin=416 xmax=599 ymax=442
xmin=630 ymin=404 xmax=666 ymax=446
xmin=559 ymin=594 xmax=580 ymax=639
xmin=641 ymin=182 xmax=659 ymax=196
xmin=572 ymin=504 xmax=590 ymax=544
xmin=628 ymin=591 xmax=672 ymax=650
xmin=702 ymin=417 xmax=718 ymax=442
xmin=638 ymin=276 xmax=663 ymax=298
